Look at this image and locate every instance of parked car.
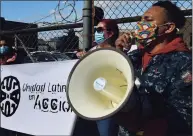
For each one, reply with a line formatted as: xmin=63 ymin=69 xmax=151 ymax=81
xmin=50 ymin=52 xmax=71 ymax=61
xmin=64 ymin=52 xmax=78 ymax=59
xmin=23 ymin=51 xmax=57 ymax=63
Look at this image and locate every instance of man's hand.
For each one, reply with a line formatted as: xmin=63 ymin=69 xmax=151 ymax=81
xmin=115 ymin=32 xmax=133 ymax=51
xmin=76 ymin=51 xmax=86 ymax=58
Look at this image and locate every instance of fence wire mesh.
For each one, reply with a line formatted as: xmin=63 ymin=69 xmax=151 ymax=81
xmin=1 ymin=0 xmax=192 ymax=64
xmin=94 ymin=0 xmax=192 ymax=48
xmin=15 ymin=29 xmax=83 ymax=52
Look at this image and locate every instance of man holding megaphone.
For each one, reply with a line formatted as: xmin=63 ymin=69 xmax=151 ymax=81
xmin=67 ymin=1 xmax=191 ymax=136
xmin=113 ymin=1 xmax=192 ymax=136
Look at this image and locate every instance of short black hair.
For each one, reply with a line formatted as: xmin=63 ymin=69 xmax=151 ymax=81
xmin=94 ymin=6 xmax=104 ymax=20
xmin=94 ymin=6 xmax=104 ymax=25
xmin=153 ymin=1 xmax=186 ymax=29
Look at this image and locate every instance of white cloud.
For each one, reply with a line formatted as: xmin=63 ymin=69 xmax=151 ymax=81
xmin=55 ymin=14 xmax=63 ymax=21
xmin=49 ymin=9 xmax=65 ymax=22
xmin=49 ymin=9 xmax=55 ymax=14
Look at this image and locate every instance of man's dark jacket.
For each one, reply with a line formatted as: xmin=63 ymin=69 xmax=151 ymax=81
xmin=127 ymin=37 xmax=192 ymax=134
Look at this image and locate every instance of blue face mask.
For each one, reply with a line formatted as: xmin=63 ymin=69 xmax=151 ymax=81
xmin=94 ymin=31 xmax=106 ymax=44
xmin=0 ymin=46 xmax=10 ymax=56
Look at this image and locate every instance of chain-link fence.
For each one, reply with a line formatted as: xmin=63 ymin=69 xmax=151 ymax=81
xmin=14 ymin=25 xmax=83 ymax=52
xmin=94 ymin=0 xmax=192 ymax=48
xmin=0 ymin=0 xmax=192 ymax=64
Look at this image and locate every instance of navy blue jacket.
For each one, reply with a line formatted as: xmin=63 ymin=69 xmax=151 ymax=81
xmin=127 ymin=48 xmax=192 ymax=133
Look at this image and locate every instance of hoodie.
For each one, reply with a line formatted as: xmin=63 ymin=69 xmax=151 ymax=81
xmin=141 ymin=37 xmax=190 ymax=71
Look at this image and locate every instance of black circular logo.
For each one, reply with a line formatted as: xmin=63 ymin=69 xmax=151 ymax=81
xmin=0 ymin=76 xmax=21 ymax=117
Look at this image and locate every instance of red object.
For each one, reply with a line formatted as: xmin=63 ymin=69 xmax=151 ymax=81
xmin=99 ymin=19 xmax=119 ymax=39
xmin=142 ymin=37 xmax=190 ymax=71
xmin=100 ymin=19 xmax=118 ymax=32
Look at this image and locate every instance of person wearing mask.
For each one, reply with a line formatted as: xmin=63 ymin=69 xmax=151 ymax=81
xmin=97 ymin=1 xmax=192 ymax=136
xmin=0 ymin=40 xmax=17 ymax=136
xmin=75 ymin=19 xmax=120 ymax=136
xmin=76 ymin=19 xmax=119 ymax=58
xmin=0 ymin=40 xmax=17 ymax=65
xmin=0 ymin=40 xmax=32 ymax=136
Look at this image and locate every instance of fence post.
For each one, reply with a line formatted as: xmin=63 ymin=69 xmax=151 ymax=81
xmin=82 ymin=0 xmax=93 ymax=50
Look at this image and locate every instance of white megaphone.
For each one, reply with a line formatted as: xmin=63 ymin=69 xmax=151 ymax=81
xmin=66 ymin=47 xmax=134 ymax=120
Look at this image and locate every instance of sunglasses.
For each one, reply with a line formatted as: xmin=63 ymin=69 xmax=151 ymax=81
xmin=95 ymin=27 xmax=111 ymax=33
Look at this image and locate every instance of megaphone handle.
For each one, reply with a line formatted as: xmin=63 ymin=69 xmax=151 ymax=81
xmin=101 ymin=89 xmax=121 ymax=104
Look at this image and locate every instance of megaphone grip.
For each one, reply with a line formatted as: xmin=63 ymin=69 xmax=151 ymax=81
xmin=100 ymin=89 xmax=122 ymax=104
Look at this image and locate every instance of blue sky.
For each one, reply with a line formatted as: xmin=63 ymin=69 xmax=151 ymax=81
xmin=2 ymin=1 xmax=191 ymax=24
xmin=1 ymin=1 xmax=84 ymax=23
xmin=2 ymin=0 xmax=191 ymax=41
xmin=1 ymin=0 xmax=191 ymax=35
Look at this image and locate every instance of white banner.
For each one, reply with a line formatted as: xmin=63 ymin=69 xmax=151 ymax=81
xmin=0 ymin=60 xmax=78 ymax=135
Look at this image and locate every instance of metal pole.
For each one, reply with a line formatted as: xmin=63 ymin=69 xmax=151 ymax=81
xmin=0 ymin=0 xmax=2 ymax=40
xmin=92 ymin=0 xmax=94 ymax=44
xmin=0 ymin=23 xmax=83 ymax=35
xmin=81 ymin=0 xmax=93 ymax=50
xmin=14 ymin=36 xmax=17 ymax=49
xmin=0 ymin=0 xmax=1 ymax=18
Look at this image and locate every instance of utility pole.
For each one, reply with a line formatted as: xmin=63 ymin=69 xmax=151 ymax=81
xmin=0 ymin=0 xmax=2 ymax=40
xmin=0 ymin=0 xmax=1 ymax=18
xmin=81 ymin=0 xmax=94 ymax=50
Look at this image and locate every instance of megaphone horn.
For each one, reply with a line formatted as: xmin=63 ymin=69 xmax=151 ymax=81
xmin=66 ymin=47 xmax=135 ymax=120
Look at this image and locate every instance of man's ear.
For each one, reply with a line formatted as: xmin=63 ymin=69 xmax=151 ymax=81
xmin=165 ymin=22 xmax=176 ymax=34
